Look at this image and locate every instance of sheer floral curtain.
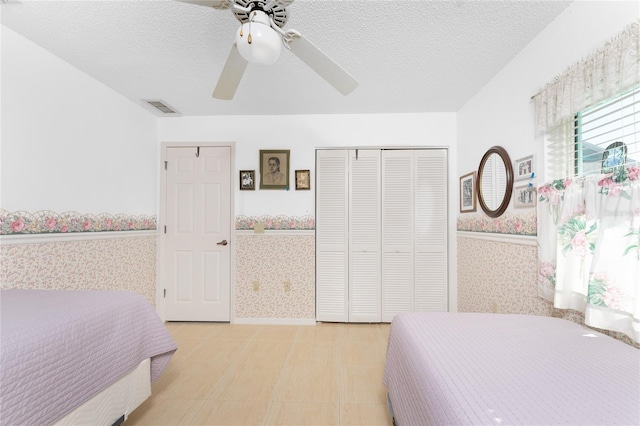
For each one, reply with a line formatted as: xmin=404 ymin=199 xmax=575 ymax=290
xmin=535 ymin=20 xmax=640 ymax=343
xmin=538 ymin=172 xmax=640 ymax=342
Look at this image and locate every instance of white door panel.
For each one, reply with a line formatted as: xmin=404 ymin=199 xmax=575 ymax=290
xmin=349 ymin=150 xmax=381 ymax=323
xmin=382 ymin=150 xmax=415 ymax=321
xmin=415 ymin=149 xmax=447 ymax=312
xmin=316 ymin=150 xmax=349 ymax=322
xmin=165 ymin=146 xmax=231 ymax=322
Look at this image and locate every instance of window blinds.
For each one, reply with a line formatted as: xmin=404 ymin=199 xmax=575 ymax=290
xmin=547 ymin=84 xmax=640 ymax=178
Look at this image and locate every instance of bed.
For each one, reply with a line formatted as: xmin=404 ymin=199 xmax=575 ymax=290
xmin=0 ymin=289 xmax=178 ymax=426
xmin=384 ymin=312 xmax=640 ymax=426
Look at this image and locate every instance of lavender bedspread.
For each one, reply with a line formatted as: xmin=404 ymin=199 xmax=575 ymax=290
xmin=0 ymin=289 xmax=177 ymax=426
xmin=384 ymin=312 xmax=640 ymax=426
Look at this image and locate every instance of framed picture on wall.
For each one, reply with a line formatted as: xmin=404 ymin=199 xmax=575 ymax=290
xmin=239 ymin=170 xmax=255 ymax=190
xmin=514 ymin=155 xmax=535 ymax=180
xmin=459 ymin=171 xmax=477 ymax=213
xmin=514 ymin=184 xmax=537 ymax=208
xmin=295 ymin=170 xmax=311 ymax=190
xmin=259 ymin=150 xmax=290 ymax=190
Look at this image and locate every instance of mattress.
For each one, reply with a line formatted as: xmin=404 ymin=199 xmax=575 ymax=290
xmin=0 ymin=289 xmax=177 ymax=426
xmin=383 ymin=312 xmax=640 ymax=426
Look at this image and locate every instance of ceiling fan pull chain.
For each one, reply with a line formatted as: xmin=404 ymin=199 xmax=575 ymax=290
xmin=247 ymin=12 xmax=255 ymax=44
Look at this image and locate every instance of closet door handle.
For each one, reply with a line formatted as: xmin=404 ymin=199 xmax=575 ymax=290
xmin=217 ymin=239 xmax=228 ymax=246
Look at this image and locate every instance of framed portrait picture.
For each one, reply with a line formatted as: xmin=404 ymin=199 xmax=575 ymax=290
xmin=259 ymin=150 xmax=290 ymax=190
xmin=239 ymin=170 xmax=255 ymax=190
xmin=514 ymin=184 xmax=537 ymax=208
xmin=514 ymin=155 xmax=535 ymax=180
xmin=295 ymin=170 xmax=311 ymax=190
xmin=459 ymin=172 xmax=477 ymax=213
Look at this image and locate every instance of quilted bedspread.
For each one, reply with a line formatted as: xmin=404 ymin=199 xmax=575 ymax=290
xmin=384 ymin=312 xmax=640 ymax=426
xmin=0 ymin=289 xmax=177 ymax=425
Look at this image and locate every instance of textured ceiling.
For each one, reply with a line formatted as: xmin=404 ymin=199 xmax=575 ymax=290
xmin=1 ymin=0 xmax=572 ymax=116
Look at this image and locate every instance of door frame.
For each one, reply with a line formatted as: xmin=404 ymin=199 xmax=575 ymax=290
xmin=157 ymin=142 xmax=236 ymax=322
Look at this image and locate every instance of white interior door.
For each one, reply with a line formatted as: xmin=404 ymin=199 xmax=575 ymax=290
xmin=165 ymin=146 xmax=231 ymax=322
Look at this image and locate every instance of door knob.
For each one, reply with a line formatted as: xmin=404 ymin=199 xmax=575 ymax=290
xmin=217 ymin=239 xmax=228 ymax=246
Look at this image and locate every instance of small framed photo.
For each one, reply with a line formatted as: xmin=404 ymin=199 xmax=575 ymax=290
xmin=239 ymin=170 xmax=255 ymax=190
xmin=295 ymin=170 xmax=311 ymax=190
xmin=514 ymin=184 xmax=537 ymax=208
xmin=459 ymin=171 xmax=477 ymax=213
xmin=514 ymin=155 xmax=535 ymax=180
xmin=259 ymin=150 xmax=290 ymax=190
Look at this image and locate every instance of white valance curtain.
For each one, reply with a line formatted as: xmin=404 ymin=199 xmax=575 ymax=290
xmin=534 ymin=20 xmax=640 ymax=134
xmin=535 ymin=20 xmax=640 ymax=343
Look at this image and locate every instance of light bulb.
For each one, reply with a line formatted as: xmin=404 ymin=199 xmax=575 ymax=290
xmin=235 ymin=12 xmax=282 ymax=65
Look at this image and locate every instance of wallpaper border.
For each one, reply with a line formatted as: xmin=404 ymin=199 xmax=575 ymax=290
xmin=1 ymin=211 xmax=316 ymax=235
xmin=236 ymin=215 xmax=315 ymax=230
xmin=1 ymin=210 xmax=157 ymax=235
xmin=457 ymin=211 xmax=537 ymax=236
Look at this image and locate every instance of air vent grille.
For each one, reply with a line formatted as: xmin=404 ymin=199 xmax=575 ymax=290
xmin=144 ymin=100 xmax=179 ymax=114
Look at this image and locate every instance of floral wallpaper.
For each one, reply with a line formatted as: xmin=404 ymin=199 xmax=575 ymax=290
xmin=0 ymin=235 xmax=157 ymax=306
xmin=457 ymin=211 xmax=537 ymax=235
xmin=235 ymin=233 xmax=315 ymax=319
xmin=457 ymin=235 xmax=638 ymax=347
xmin=0 ymin=210 xmax=156 ymax=235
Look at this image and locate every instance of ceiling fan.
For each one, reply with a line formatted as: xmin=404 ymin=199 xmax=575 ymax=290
xmin=178 ymin=0 xmax=359 ymax=100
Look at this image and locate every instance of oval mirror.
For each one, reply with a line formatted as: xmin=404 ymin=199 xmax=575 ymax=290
xmin=476 ymin=146 xmax=514 ymax=218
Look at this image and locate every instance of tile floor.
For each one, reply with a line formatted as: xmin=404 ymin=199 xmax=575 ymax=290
xmin=125 ymin=322 xmax=393 ymax=426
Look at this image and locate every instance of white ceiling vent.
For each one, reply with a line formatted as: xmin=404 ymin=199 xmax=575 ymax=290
xmin=143 ymin=99 xmax=180 ymax=115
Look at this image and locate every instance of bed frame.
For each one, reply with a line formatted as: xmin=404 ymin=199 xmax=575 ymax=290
xmin=54 ymin=359 xmax=151 ymax=426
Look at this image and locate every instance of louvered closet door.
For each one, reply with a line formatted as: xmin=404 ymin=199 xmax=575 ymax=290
xmin=349 ymin=150 xmax=381 ymax=323
xmin=414 ymin=149 xmax=448 ymax=312
xmin=381 ymin=150 xmax=416 ymax=322
xmin=316 ymin=150 xmax=349 ymax=322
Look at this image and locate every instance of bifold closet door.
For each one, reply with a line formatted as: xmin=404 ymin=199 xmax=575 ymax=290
xmin=316 ymin=150 xmax=349 ymax=322
xmin=316 ymin=149 xmax=381 ymax=323
xmin=348 ymin=150 xmax=381 ymax=323
xmin=414 ymin=149 xmax=448 ymax=312
xmin=381 ymin=150 xmax=415 ymax=321
xmin=316 ymin=148 xmax=445 ymax=324
xmin=381 ymin=149 xmax=448 ymax=322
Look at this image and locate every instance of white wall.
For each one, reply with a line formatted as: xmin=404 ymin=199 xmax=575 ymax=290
xmin=457 ymin=0 xmax=639 ymax=207
xmin=159 ymin=113 xmax=459 ymax=312
xmin=158 ymin=113 xmax=456 ymax=217
xmin=1 ymin=26 xmax=158 ymax=215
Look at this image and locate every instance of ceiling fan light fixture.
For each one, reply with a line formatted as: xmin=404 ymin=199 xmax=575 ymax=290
xmin=235 ymin=12 xmax=282 ymax=65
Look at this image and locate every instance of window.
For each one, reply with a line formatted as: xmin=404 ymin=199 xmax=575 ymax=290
xmin=572 ymin=84 xmax=640 ymax=177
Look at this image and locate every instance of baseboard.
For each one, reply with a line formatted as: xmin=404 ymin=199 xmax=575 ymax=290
xmin=231 ymin=317 xmax=317 ymax=326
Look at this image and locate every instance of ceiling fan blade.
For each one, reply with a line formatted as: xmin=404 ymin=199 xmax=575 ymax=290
xmin=288 ymin=34 xmax=358 ymax=96
xmin=175 ymin=0 xmax=232 ymax=9
xmin=213 ymin=44 xmax=248 ymax=100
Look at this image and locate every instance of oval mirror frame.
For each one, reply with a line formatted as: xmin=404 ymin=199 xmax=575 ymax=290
xmin=476 ymin=146 xmax=514 ymax=218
